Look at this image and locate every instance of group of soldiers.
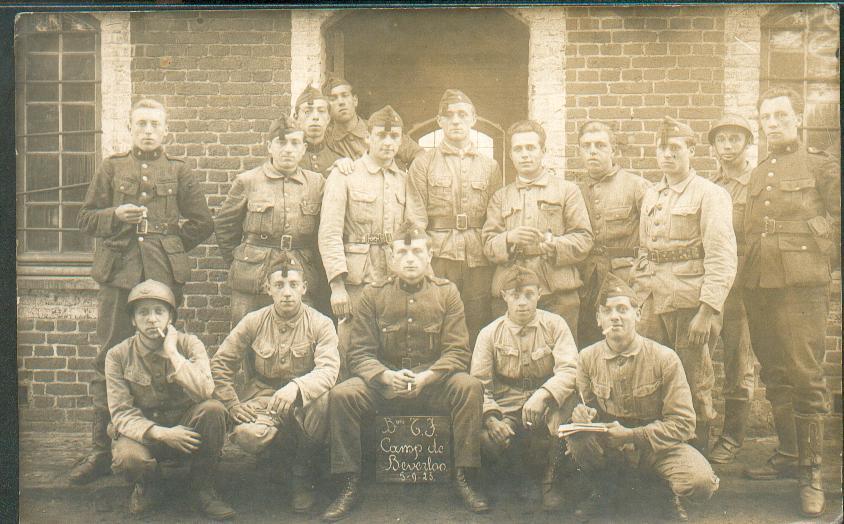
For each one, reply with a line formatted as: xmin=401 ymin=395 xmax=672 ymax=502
xmin=66 ymin=75 xmax=839 ymax=521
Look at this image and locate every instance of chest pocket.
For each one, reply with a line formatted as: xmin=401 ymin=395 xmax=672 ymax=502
xmin=423 ymin=324 xmax=441 ymax=359
xmin=430 ymin=176 xmax=452 ymax=199
xmin=252 ymin=339 xmax=291 ymax=379
xmin=299 ymin=201 xmax=321 ymax=234
xmin=778 ymin=177 xmax=818 ymax=212
xmin=379 ymin=324 xmax=402 ymax=358
xmin=494 ymin=343 xmax=522 ymax=379
xmin=537 ymin=200 xmax=564 ymax=235
xmin=124 ymin=367 xmax=157 ymax=408
xmin=668 ymin=204 xmax=700 ymax=240
xmin=245 ymin=200 xmax=275 ymax=234
xmin=290 ymin=341 xmax=316 ymax=375
xmin=632 ymin=380 xmax=662 ymax=418
xmin=591 ymin=382 xmax=613 ymax=413
xmin=502 ymin=205 xmax=522 ymax=228
xmin=604 ymin=205 xmax=634 ymax=240
xmin=467 ymin=178 xmax=489 ymax=215
xmin=349 ymin=189 xmax=377 ymax=223
xmin=528 ymin=345 xmax=554 ymax=379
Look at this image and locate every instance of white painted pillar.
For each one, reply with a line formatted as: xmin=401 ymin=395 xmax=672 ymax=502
xmin=289 ymin=10 xmax=336 ymax=112
xmin=95 ymin=12 xmax=132 ymax=156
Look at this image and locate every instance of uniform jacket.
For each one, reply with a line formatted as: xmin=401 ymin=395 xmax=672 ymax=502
xmin=636 ymin=172 xmax=737 ymax=314
xmin=211 ymin=304 xmax=339 ymax=409
xmin=470 ymin=310 xmax=578 ymax=433
xmin=299 ymin=140 xmax=341 ymax=177
xmin=325 ymin=117 xmax=423 ymax=171
xmin=318 ymin=154 xmax=407 ymax=286
xmin=483 ymin=170 xmax=594 ymax=295
xmin=214 ymin=162 xmax=325 ymax=295
xmin=576 ymin=166 xmax=650 ymax=285
xmin=710 ymin=160 xmax=752 ymax=275
xmin=78 ymin=147 xmax=213 ymax=289
xmin=348 ymin=275 xmax=471 ymax=396
xmin=406 ymin=141 xmax=502 ymax=267
xmin=578 ymin=335 xmax=696 ymax=453
xmin=742 ymin=142 xmax=840 ymax=289
xmin=105 ymin=332 xmax=214 ymax=443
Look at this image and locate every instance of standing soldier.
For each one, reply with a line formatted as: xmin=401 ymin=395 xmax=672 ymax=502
xmin=72 ymin=99 xmax=213 ymax=484
xmin=483 ymin=120 xmax=593 ymax=340
xmin=293 ymin=86 xmax=346 ymax=177
xmin=211 ymin=256 xmax=340 ymax=513
xmin=323 ymin=222 xmax=487 ymax=521
xmin=705 ymin=114 xmax=757 ymax=464
xmin=470 ymin=265 xmax=578 ymax=511
xmin=321 ymin=75 xmax=423 ymax=170
xmin=319 ymin=105 xmax=409 ymax=376
xmin=575 ymin=121 xmax=650 ymax=347
xmin=635 ymin=116 xmax=737 ymax=455
xmin=407 ymin=89 xmax=502 ymax=344
xmin=214 ymin=116 xmax=325 ymax=325
xmin=741 ymin=87 xmax=839 ymax=518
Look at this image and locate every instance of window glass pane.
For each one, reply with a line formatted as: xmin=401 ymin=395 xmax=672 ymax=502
xmin=62 ymin=54 xmax=95 ymax=81
xmin=807 ymin=32 xmax=839 ymax=79
xmin=26 ymin=54 xmax=58 ymax=81
xmin=62 ymin=154 xmax=95 ymax=202
xmin=62 ymin=206 xmax=92 ymax=252
xmin=26 ymin=154 xmax=59 ymax=202
xmin=806 ymin=129 xmax=838 ymax=151
xmin=769 ymin=30 xmax=803 ymax=50
xmin=63 ymin=33 xmax=96 ymax=52
xmin=62 ymin=83 xmax=94 ymax=102
xmin=22 ymin=14 xmax=61 ymax=33
xmin=27 ymin=204 xmax=59 ymax=228
xmin=62 ymin=14 xmax=98 ymax=32
xmin=27 ymin=84 xmax=59 ymax=102
xmin=63 ymin=105 xmax=96 ymax=152
xmin=26 ymin=231 xmax=59 ymax=252
xmin=25 ymin=33 xmax=58 ymax=52
xmin=25 ymin=104 xmax=59 ymax=152
xmin=805 ymin=84 xmax=840 ymax=129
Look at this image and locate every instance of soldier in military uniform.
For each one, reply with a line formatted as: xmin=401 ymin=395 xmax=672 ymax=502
xmin=215 ymin=116 xmax=325 ymax=325
xmin=406 ymin=89 xmax=502 ymax=345
xmin=321 ymin=75 xmax=423 ymax=170
xmin=211 ymin=256 xmax=340 ymax=513
xmin=575 ymin=121 xmax=650 ymax=347
xmin=634 ymin=116 xmax=737 ymax=455
xmin=567 ymin=273 xmax=719 ymax=522
xmin=319 ymin=106 xmax=409 ymax=377
xmin=483 ymin=120 xmax=593 ymax=341
xmin=293 ymin=86 xmax=346 ymax=177
xmin=73 ymin=99 xmax=214 ymax=484
xmin=105 ymin=280 xmax=234 ymax=519
xmin=741 ymin=87 xmax=839 ymax=517
xmin=705 ymin=114 xmax=757 ymax=464
xmin=323 ymin=222 xmax=488 ymax=521
xmin=470 ymin=265 xmax=578 ymax=511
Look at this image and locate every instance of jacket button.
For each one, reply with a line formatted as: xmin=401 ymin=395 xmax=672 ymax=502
xmin=801 ymin=245 xmax=807 ymax=250
xmin=120 ymin=185 xmax=125 ymax=190
xmin=382 ymin=327 xmax=387 ymax=332
xmin=142 ymin=175 xmax=149 ymax=182
xmin=771 ymin=159 xmax=777 ymax=164
xmin=138 ymin=236 xmax=144 ymax=242
xmin=141 ymin=192 xmax=148 ymax=197
xmin=768 ymin=172 xmax=774 ymax=177
xmin=764 ymin=201 xmax=770 ymax=206
xmin=766 ymin=186 xmax=772 ymax=191
xmin=168 ymin=189 xmax=173 ymax=194
xmin=407 ymin=318 xmax=413 ymax=323
xmin=142 ymin=163 xmax=148 ymax=169
xmin=761 ymin=233 xmax=767 ymax=238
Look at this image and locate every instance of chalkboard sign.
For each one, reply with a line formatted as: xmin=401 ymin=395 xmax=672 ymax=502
xmin=375 ymin=415 xmax=451 ymax=483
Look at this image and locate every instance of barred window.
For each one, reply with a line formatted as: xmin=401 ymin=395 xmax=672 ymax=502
xmin=761 ymin=6 xmax=840 ymax=153
xmin=16 ymin=13 xmax=101 ymax=262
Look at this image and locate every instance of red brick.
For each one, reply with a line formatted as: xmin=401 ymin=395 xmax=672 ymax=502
xmin=56 ymin=371 xmax=77 ymax=382
xmin=24 ymin=357 xmax=66 ymax=370
xmin=632 ymin=56 xmax=677 ymax=68
xmin=568 ymin=83 xmax=607 ymax=95
xmin=19 ymin=332 xmax=45 ymax=344
xmin=568 ymin=32 xmax=611 ymax=43
xmin=33 ymin=371 xmax=56 ymax=382
xmin=67 ymin=357 xmax=94 ymax=371
xmin=46 ymin=333 xmax=88 ymax=345
xmin=35 ymin=320 xmax=56 ymax=332
xmin=34 ymin=346 xmax=55 ymax=357
xmin=609 ymin=83 xmax=653 ymax=95
xmin=654 ymin=81 xmax=698 ymax=94
xmin=56 ymin=320 xmax=77 ymax=332
xmin=46 ymin=383 xmax=88 ymax=396
xmin=612 ymin=31 xmax=658 ymax=43
xmin=658 ymin=31 xmax=701 ymax=43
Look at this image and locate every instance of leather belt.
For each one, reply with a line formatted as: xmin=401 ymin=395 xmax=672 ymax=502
xmin=515 ymin=245 xmax=546 ymax=257
xmin=345 ymin=232 xmax=393 ymax=245
xmin=244 ymin=233 xmax=315 ymax=250
xmin=394 ymin=356 xmax=434 ymax=370
xmin=646 ymin=245 xmax=705 ymax=263
xmin=136 ymin=221 xmax=178 ymax=235
xmin=592 ymin=245 xmax=637 ymax=258
xmin=757 ymin=217 xmax=812 ymax=235
xmin=428 ymin=214 xmax=485 ymax=231
xmin=496 ymin=375 xmax=546 ymax=391
xmin=255 ymin=372 xmax=292 ymax=389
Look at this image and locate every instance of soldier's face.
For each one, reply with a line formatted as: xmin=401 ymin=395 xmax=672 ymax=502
xmin=131 ymin=299 xmax=172 ymax=341
xmin=438 ymin=102 xmax=476 ymax=144
xmin=759 ymin=96 xmax=802 ymax=146
xmin=268 ymin=131 xmax=307 ymax=174
xmin=130 ymin=107 xmax=168 ymax=151
xmin=327 ymin=85 xmax=358 ymax=124
xmin=368 ymin=125 xmax=403 ymax=164
xmin=501 ymin=285 xmax=540 ymax=325
xmin=297 ymin=100 xmax=331 ymax=142
xmin=510 ymin=132 xmax=545 ymax=178
xmin=266 ymin=270 xmax=307 ymax=317
xmin=656 ymin=137 xmax=694 ymax=177
xmin=713 ymin=128 xmax=749 ymax=164
xmin=597 ymin=296 xmax=640 ymax=345
xmin=390 ymin=238 xmax=431 ymax=282
xmin=578 ymin=130 xmax=615 ymax=176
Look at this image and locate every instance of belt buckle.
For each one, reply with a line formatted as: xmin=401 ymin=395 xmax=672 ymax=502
xmin=401 ymin=357 xmax=412 ymax=370
xmin=763 ymin=217 xmax=776 ymax=235
xmin=280 ymin=234 xmax=293 ymax=250
xmin=593 ymin=245 xmax=606 ymax=256
xmin=136 ymin=219 xmax=149 ymax=235
xmin=455 ymin=214 xmax=468 ymax=231
xmin=366 ymin=234 xmax=380 ymax=244
xmin=383 ymin=232 xmax=393 ymax=244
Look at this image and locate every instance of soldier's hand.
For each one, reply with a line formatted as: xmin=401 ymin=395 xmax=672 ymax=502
xmin=571 ymin=404 xmax=597 ymax=424
xmin=385 ymin=369 xmax=415 ymax=396
xmin=506 ymin=226 xmax=543 ymax=248
xmin=485 ymin=417 xmax=515 ymax=448
xmin=153 ymin=425 xmax=202 ymax=454
xmin=114 ymin=204 xmax=146 ymax=224
xmin=330 ymin=286 xmax=352 ymax=320
xmin=522 ymin=390 xmax=550 ymax=429
xmin=162 ymin=324 xmax=178 ymax=356
xmin=334 ymin=157 xmax=355 ymax=176
xmin=688 ymin=303 xmax=717 ymax=347
xmin=230 ymin=404 xmax=258 ymax=424
xmin=605 ymin=421 xmax=632 ymax=448
xmin=270 ymin=383 xmax=300 ymax=418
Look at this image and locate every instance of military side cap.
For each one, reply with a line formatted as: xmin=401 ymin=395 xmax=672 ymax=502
xmin=268 ymin=115 xmax=302 ymax=141
xmin=596 ymin=272 xmax=637 ymax=306
xmin=295 ymin=85 xmax=327 ymax=110
xmin=707 ymin=113 xmax=754 ymax=145
xmin=500 ymin=265 xmax=540 ymax=291
xmin=127 ymin=279 xmax=177 ymax=311
xmin=321 ymin=74 xmax=352 ymax=95
xmin=393 ymin=220 xmax=428 ymax=245
xmin=368 ymin=105 xmax=403 ymax=132
xmin=266 ymin=252 xmax=303 ymax=278
xmin=438 ymin=88 xmax=474 ymax=115
xmin=659 ymin=116 xmax=695 ymax=144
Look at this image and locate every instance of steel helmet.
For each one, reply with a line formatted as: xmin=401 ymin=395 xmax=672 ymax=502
xmin=126 ymin=279 xmax=177 ymax=314
xmin=708 ymin=113 xmax=754 ymax=145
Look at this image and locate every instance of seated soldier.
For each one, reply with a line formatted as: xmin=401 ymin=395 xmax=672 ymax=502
xmin=470 ymin=265 xmax=578 ymax=511
xmin=104 ymin=279 xmax=234 ymax=519
xmin=566 ymin=273 xmax=719 ymax=522
xmin=323 ymin=221 xmax=488 ymax=521
xmin=210 ymin=255 xmax=340 ymax=513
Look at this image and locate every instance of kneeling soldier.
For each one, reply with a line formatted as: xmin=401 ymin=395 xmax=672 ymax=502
xmin=324 ymin=222 xmax=487 ymax=521
xmin=470 ymin=265 xmax=578 ymax=511
xmin=211 ymin=255 xmax=340 ymax=513
xmin=566 ymin=274 xmax=719 ymax=521
xmin=105 ymin=279 xmax=234 ymax=519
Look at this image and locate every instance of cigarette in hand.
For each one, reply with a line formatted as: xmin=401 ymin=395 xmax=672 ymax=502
xmin=156 ymin=327 xmax=166 ymax=338
xmin=407 ymin=382 xmax=412 ymax=391
xmin=338 ymin=316 xmax=347 ymax=325
xmin=525 ymin=421 xmax=533 ymax=427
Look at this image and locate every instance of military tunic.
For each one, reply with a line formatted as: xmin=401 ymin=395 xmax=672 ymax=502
xmin=299 ymin=140 xmax=341 ymax=177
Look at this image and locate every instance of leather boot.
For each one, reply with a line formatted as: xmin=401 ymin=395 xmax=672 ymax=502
xmin=710 ymin=400 xmax=750 ymax=464
xmin=128 ymin=466 xmax=162 ymax=515
xmin=68 ymin=409 xmax=112 ymax=485
xmin=745 ymin=403 xmax=799 ymax=480
xmin=795 ymin=415 xmax=825 ymax=517
xmin=290 ymin=437 xmax=318 ymax=513
xmin=666 ymin=494 xmax=689 ymax=522
xmin=191 ymin=463 xmax=236 ymax=520
xmin=454 ymin=468 xmax=489 ymax=513
xmin=322 ymin=473 xmax=360 ymax=522
xmin=541 ymin=439 xmax=564 ymax=512
xmin=690 ymin=419 xmax=711 ymax=457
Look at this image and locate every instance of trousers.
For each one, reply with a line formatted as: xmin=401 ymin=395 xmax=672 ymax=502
xmin=430 ymin=258 xmax=493 ymax=347
xmin=720 ymin=285 xmax=755 ymax=402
